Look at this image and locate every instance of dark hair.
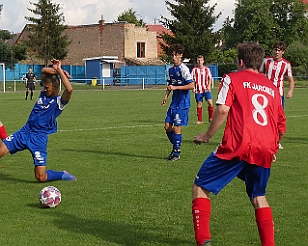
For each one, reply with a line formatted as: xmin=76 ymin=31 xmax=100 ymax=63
xmin=41 ymin=74 xmax=60 ymax=86
xmin=273 ymin=41 xmax=286 ymax=51
xmin=237 ymin=42 xmax=265 ymax=70
xmin=169 ymin=43 xmax=184 ymax=55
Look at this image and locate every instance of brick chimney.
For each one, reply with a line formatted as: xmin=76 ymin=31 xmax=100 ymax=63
xmin=99 ymin=15 xmax=105 ymax=26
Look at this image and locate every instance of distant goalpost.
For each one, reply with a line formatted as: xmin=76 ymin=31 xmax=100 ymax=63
xmin=0 ymin=63 xmax=5 ymax=93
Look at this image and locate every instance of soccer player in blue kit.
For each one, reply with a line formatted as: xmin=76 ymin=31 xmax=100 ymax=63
xmin=161 ymin=43 xmax=194 ymax=161
xmin=0 ymin=59 xmax=76 ymax=182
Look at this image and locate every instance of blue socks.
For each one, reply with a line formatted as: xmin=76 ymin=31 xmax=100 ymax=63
xmin=173 ymin=133 xmax=182 ymax=156
xmin=46 ymin=170 xmax=64 ymax=181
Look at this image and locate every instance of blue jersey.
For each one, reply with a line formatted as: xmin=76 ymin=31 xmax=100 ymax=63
xmin=24 ymin=91 xmax=67 ymax=134
xmin=167 ymin=63 xmax=193 ymax=109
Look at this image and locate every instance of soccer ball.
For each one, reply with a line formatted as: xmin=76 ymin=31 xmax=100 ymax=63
xmin=39 ymin=186 xmax=61 ymax=208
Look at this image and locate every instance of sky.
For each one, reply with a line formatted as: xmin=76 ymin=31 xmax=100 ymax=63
xmin=0 ymin=0 xmax=236 ymax=34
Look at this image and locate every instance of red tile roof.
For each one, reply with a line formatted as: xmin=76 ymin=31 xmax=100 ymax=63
xmin=146 ymin=24 xmax=173 ymax=36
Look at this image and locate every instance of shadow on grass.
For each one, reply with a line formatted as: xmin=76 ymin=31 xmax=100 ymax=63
xmin=50 ymin=212 xmax=191 ymax=246
xmin=62 ymin=148 xmax=165 ymax=160
xmin=0 ymin=171 xmax=37 ymax=183
xmin=280 ymin=136 xmax=308 ymax=145
xmin=181 ymin=139 xmax=220 ymax=147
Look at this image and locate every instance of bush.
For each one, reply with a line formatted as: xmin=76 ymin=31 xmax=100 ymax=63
xmin=218 ymin=63 xmax=237 ymax=77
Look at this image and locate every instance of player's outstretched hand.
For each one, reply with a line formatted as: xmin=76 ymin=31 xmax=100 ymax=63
xmin=194 ymin=132 xmax=209 ymax=145
xmin=51 ymin=59 xmax=61 ymax=70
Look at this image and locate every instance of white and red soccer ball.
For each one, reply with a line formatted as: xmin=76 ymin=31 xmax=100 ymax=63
xmin=39 ymin=186 xmax=61 ymax=208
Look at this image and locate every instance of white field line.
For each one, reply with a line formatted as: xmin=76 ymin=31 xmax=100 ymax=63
xmin=58 ymin=123 xmax=162 ymax=132
xmin=287 ymin=115 xmax=308 ymax=118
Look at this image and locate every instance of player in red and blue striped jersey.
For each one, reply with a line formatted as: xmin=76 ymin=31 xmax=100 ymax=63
xmin=260 ymin=41 xmax=294 ymax=150
xmin=191 ymin=55 xmax=214 ymax=124
xmin=260 ymin=41 xmax=294 ymax=108
xmin=161 ymin=43 xmax=194 ymax=161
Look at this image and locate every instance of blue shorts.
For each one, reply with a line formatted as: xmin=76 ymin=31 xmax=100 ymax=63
xmin=165 ymin=108 xmax=189 ymax=126
xmin=281 ymin=95 xmax=285 ymax=109
xmin=194 ymin=152 xmax=270 ymax=200
xmin=195 ymin=92 xmax=212 ymax=103
xmin=3 ymin=127 xmax=48 ymax=166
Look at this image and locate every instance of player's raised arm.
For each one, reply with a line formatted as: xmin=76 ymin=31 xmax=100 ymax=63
xmin=42 ymin=59 xmax=73 ymax=103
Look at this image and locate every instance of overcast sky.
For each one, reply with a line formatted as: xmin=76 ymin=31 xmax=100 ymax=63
xmin=0 ymin=0 xmax=236 ymax=33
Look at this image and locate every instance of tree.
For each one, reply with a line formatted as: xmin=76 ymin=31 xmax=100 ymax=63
xmin=271 ymin=0 xmax=308 ymax=46
xmin=225 ymin=0 xmax=308 ymax=54
xmin=25 ymin=0 xmax=70 ymax=66
xmin=226 ymin=0 xmax=276 ymax=52
xmin=284 ymin=41 xmax=308 ymax=76
xmin=0 ymin=5 xmax=27 ymax=68
xmin=160 ymin=0 xmax=220 ymax=63
xmin=117 ymin=8 xmax=146 ymax=27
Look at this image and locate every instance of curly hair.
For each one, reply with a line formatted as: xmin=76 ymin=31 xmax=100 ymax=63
xmin=169 ymin=43 xmax=185 ymax=55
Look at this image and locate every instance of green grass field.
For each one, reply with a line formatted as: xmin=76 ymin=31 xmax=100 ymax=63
xmin=0 ymin=86 xmax=307 ymax=245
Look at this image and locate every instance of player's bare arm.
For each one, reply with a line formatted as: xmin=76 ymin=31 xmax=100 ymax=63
xmin=194 ymin=104 xmax=229 ymax=144
xmin=208 ymin=77 xmax=213 ymax=91
xmin=286 ymin=75 xmax=294 ymax=98
xmin=168 ymin=82 xmax=194 ymax=91
xmin=51 ymin=59 xmax=73 ymax=103
xmin=161 ymin=88 xmax=171 ymax=106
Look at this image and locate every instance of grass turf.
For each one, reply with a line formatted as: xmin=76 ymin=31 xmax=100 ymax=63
xmin=0 ymin=87 xmax=307 ymax=245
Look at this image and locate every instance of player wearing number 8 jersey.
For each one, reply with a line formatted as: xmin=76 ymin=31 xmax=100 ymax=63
xmin=192 ymin=42 xmax=286 ymax=246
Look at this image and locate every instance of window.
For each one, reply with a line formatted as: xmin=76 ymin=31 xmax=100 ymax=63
xmin=137 ymin=42 xmax=145 ymax=58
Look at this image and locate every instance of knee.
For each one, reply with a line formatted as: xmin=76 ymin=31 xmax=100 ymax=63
xmin=35 ymin=173 xmax=48 ymax=182
xmin=192 ymin=183 xmax=210 ymax=200
xmin=251 ymin=196 xmax=269 ymax=209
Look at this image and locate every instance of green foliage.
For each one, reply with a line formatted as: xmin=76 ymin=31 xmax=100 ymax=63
xmin=117 ymin=8 xmax=146 ymax=27
xmin=225 ymin=0 xmax=308 ymax=54
xmin=271 ymin=0 xmax=308 ymax=45
xmin=0 ymin=40 xmax=27 ymax=69
xmin=208 ymin=48 xmax=237 ymax=64
xmin=25 ymin=0 xmax=70 ymax=65
xmin=284 ymin=41 xmax=308 ymax=76
xmin=161 ymin=0 xmax=220 ymax=62
xmin=0 ymin=30 xmax=12 ymax=40
xmin=218 ymin=63 xmax=237 ymax=77
xmin=227 ymin=0 xmax=276 ymax=51
xmin=0 ymin=30 xmax=27 ymax=68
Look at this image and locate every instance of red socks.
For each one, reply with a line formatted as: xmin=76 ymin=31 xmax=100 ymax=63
xmin=192 ymin=198 xmax=211 ymax=246
xmin=208 ymin=106 xmax=214 ymax=121
xmin=255 ymin=207 xmax=275 ymax=246
xmin=197 ymin=107 xmax=202 ymax=122
xmin=192 ymin=199 xmax=275 ymax=246
xmin=0 ymin=124 xmax=8 ymax=140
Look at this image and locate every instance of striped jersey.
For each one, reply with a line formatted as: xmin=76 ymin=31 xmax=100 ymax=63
xmin=191 ymin=66 xmax=212 ymax=93
xmin=260 ymin=56 xmax=292 ymax=97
